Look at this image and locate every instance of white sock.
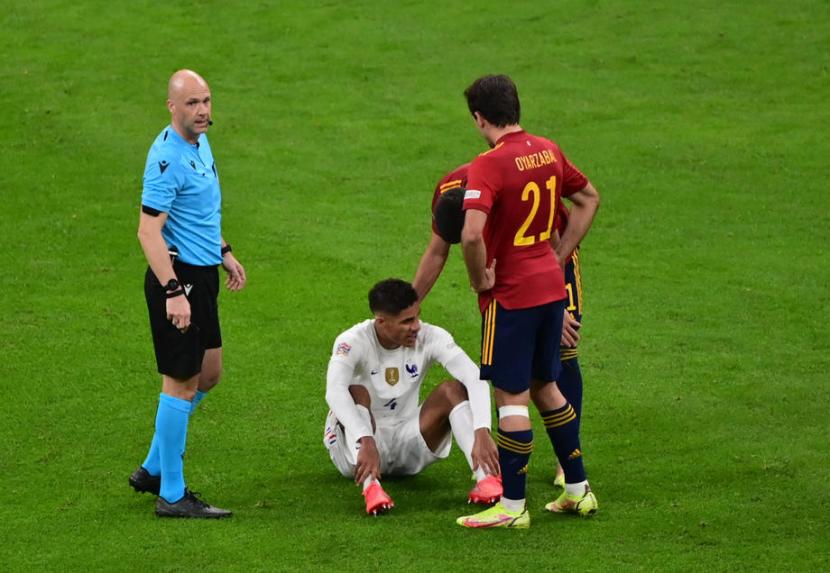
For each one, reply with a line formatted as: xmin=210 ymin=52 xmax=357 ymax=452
xmin=501 ymin=497 xmax=525 ymax=512
xmin=362 ymin=476 xmax=378 ymax=491
xmin=449 ymin=401 xmax=488 ymax=481
xmin=565 ymin=480 xmax=589 ymax=496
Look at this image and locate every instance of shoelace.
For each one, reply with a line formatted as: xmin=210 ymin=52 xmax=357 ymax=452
xmin=185 ymin=490 xmax=209 ymax=508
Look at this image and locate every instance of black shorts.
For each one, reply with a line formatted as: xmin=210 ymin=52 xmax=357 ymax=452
xmin=479 ymin=298 xmax=566 ymax=393
xmin=144 ymin=261 xmax=222 ymax=380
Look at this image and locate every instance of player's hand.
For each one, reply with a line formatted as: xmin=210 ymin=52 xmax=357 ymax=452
xmin=472 ymin=259 xmax=497 ymax=293
xmin=561 ymin=310 xmax=581 ymax=347
xmin=166 ymin=294 xmax=192 ymax=332
xmin=354 ymin=436 xmax=381 ymax=484
xmin=222 ymin=253 xmax=247 ymax=291
xmin=471 ymin=428 xmax=500 ymax=477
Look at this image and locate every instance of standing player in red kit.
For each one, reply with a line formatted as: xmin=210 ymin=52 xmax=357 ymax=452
xmin=454 ymin=75 xmax=600 ymax=528
xmin=413 ymin=167 xmax=589 ymax=494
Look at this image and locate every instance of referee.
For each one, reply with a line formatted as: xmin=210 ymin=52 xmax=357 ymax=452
xmin=129 ymin=69 xmax=246 ymax=518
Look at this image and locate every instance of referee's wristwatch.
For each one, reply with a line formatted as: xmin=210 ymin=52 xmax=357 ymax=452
xmin=164 ymin=279 xmax=184 ymax=299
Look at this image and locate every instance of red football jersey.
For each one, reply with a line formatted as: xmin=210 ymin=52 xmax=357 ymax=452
xmin=463 ymin=130 xmax=587 ymax=312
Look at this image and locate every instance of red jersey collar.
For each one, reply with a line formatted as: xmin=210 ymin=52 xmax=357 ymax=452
xmin=494 ymin=128 xmax=526 ymax=145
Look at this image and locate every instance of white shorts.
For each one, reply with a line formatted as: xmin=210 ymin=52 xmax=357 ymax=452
xmin=323 ymin=408 xmax=451 ymax=477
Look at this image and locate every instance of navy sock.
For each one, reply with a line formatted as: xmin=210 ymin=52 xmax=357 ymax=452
xmin=557 ymin=358 xmax=583 ymax=420
xmin=496 ymin=428 xmax=533 ymax=501
xmin=541 ymin=404 xmax=586 ymax=483
xmin=156 ymin=393 xmax=192 ymax=503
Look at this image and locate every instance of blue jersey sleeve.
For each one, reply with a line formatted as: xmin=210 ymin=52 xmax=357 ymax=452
xmin=142 ymin=149 xmax=184 ymax=213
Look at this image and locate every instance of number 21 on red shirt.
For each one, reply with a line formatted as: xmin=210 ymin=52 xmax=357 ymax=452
xmin=513 ymin=176 xmax=557 ymax=247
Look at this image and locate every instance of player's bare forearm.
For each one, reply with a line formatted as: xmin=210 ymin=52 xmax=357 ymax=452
xmin=222 ymin=252 xmax=247 ymax=291
xmin=355 ymin=436 xmax=381 ymax=483
xmin=556 ymin=182 xmax=600 ymax=264
xmin=471 ymin=428 xmax=499 ymax=476
xmin=219 ymin=236 xmax=247 ymax=291
xmin=137 ymin=211 xmax=177 ymax=284
xmin=461 ymin=209 xmax=493 ymax=292
xmin=413 ymin=234 xmax=450 ymax=300
xmin=462 ymin=236 xmax=488 ymax=291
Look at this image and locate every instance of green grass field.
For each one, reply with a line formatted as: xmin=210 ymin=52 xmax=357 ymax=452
xmin=1 ymin=0 xmax=828 ymax=570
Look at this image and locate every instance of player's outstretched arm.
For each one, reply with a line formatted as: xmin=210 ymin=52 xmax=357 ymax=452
xmin=556 ymin=182 xmax=600 ymax=266
xmin=413 ymin=233 xmax=451 ymax=301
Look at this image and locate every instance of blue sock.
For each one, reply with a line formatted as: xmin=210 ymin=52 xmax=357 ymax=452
xmin=190 ymin=390 xmax=207 ymax=413
xmin=142 ymin=390 xmax=208 ymax=476
xmin=156 ymin=393 xmax=192 ymax=503
xmin=542 ymin=404 xmax=586 ymax=483
xmin=142 ymin=434 xmax=161 ymax=476
xmin=557 ymin=358 xmax=583 ymax=420
xmin=496 ymin=428 xmax=533 ymax=501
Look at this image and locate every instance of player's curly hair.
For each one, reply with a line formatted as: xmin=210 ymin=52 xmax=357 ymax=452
xmin=464 ymin=74 xmax=521 ymax=127
xmin=369 ymin=279 xmax=418 ymax=315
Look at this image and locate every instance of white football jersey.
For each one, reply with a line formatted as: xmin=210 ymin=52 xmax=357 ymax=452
xmin=328 ymin=320 xmax=464 ymax=425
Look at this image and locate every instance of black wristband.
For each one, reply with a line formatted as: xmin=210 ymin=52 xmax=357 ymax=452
xmin=165 ymin=289 xmax=185 ymax=299
xmin=221 ymin=244 xmax=232 ymax=255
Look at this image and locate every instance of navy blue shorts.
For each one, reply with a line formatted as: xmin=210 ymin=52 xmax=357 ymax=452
xmin=563 ymin=248 xmax=583 ymax=324
xmin=480 ymin=298 xmax=566 ymax=393
xmin=561 ymin=248 xmax=583 ymax=362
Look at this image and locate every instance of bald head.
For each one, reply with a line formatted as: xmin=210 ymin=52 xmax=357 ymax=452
xmin=166 ymin=69 xmax=212 ymax=144
xmin=168 ymin=69 xmax=209 ymax=100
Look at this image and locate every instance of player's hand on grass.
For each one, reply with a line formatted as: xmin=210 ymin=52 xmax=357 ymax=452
xmin=355 ymin=436 xmax=381 ymax=484
xmin=167 ymin=295 xmax=191 ymax=332
xmin=222 ymin=253 xmax=247 ymax=291
xmin=471 ymin=428 xmax=500 ymax=477
xmin=561 ymin=310 xmax=581 ymax=347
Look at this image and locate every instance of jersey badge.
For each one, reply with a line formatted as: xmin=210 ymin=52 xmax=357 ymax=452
xmin=464 ymin=190 xmax=481 ymax=200
xmin=405 ymin=363 xmax=418 ymax=378
xmin=385 ymin=368 xmax=400 ymax=386
xmin=335 ymin=342 xmax=352 ymax=357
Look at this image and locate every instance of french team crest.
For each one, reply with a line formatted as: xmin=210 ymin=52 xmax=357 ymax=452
xmin=385 ymin=368 xmax=400 ymax=386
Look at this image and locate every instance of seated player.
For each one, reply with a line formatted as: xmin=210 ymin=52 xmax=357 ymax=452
xmin=324 ymin=278 xmax=501 ymax=515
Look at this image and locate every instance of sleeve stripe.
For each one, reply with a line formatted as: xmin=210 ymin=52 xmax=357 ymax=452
xmin=439 ymin=179 xmax=464 ymax=193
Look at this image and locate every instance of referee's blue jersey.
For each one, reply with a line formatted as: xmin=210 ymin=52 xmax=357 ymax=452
xmin=142 ymin=126 xmax=222 ymax=266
